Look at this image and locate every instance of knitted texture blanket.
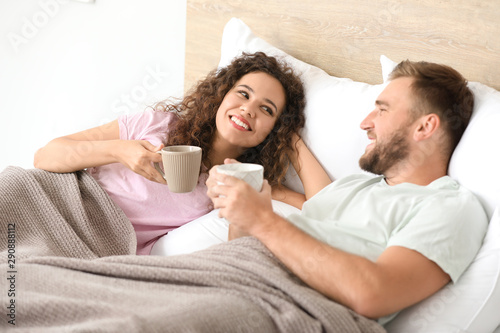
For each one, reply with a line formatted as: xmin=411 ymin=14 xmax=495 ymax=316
xmin=0 ymin=167 xmax=386 ymax=333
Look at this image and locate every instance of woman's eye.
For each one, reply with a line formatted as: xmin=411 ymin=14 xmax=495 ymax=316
xmin=262 ymin=106 xmax=273 ymax=115
xmin=238 ymin=90 xmax=249 ymax=98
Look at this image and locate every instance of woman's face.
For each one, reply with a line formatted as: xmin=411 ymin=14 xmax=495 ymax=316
xmin=215 ymin=72 xmax=286 ymax=150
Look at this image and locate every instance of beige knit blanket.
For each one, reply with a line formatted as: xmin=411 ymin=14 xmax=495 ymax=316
xmin=0 ymin=167 xmax=386 ymax=333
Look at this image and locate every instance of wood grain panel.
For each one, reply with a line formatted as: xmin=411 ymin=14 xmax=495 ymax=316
xmin=185 ymin=0 xmax=500 ymax=91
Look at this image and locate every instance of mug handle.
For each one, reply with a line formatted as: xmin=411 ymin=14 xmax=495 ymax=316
xmin=154 ymin=151 xmax=167 ymax=183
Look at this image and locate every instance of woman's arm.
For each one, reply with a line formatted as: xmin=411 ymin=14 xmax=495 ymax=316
xmin=290 ymin=135 xmax=332 ymax=199
xmin=34 ymin=120 xmax=166 ymax=183
xmin=271 ymin=185 xmax=306 ymax=209
xmin=272 ymin=135 xmax=331 ymax=208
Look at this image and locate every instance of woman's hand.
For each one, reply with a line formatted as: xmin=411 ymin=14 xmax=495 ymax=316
xmin=114 ymin=140 xmax=166 ymax=184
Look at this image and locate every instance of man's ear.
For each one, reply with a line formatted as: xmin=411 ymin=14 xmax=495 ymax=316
xmin=413 ymin=114 xmax=440 ymax=142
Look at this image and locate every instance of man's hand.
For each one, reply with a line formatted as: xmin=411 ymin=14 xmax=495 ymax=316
xmin=206 ymin=163 xmax=275 ymax=237
xmin=227 ymin=224 xmax=251 ymax=240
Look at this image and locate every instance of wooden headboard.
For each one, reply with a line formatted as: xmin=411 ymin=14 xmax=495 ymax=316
xmin=185 ymin=0 xmax=499 ymax=91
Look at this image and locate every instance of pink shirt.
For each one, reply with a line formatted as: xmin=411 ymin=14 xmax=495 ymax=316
xmin=89 ymin=109 xmax=211 ymax=255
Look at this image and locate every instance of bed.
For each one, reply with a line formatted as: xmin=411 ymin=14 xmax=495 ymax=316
xmin=183 ymin=3 xmax=500 ymax=330
xmin=1 ymin=0 xmax=500 ymax=332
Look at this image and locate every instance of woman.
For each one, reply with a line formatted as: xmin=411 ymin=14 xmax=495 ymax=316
xmin=35 ymin=52 xmax=322 ymax=255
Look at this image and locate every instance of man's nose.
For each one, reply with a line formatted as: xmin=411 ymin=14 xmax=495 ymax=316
xmin=360 ymin=110 xmax=376 ymax=130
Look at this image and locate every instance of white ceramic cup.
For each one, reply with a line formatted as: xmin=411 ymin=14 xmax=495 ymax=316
xmin=217 ymin=163 xmax=264 ymax=191
xmin=154 ymin=145 xmax=202 ymax=193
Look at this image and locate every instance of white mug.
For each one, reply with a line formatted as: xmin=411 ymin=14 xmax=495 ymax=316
xmin=217 ymin=163 xmax=264 ymax=191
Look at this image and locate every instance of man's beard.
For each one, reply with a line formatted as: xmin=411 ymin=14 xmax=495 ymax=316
xmin=359 ymin=128 xmax=410 ymax=175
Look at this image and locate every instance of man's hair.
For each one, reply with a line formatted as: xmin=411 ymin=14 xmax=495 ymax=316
xmin=389 ymin=60 xmax=474 ymax=156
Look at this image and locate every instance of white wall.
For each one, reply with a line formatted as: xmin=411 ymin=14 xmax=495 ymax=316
xmin=0 ymin=0 xmax=187 ymax=171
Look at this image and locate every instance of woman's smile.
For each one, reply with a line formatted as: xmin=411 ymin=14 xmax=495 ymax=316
xmin=229 ymin=115 xmax=251 ymax=131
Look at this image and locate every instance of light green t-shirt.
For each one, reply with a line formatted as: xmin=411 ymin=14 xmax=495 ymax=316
xmin=288 ymin=174 xmax=488 ymax=283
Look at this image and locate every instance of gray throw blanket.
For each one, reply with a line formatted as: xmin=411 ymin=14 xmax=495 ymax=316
xmin=0 ymin=166 xmax=386 ymax=333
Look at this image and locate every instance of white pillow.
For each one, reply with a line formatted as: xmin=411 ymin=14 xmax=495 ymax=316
xmin=219 ymin=18 xmax=384 ymax=192
xmin=381 ymin=55 xmax=500 ymax=333
xmin=385 ymin=207 xmax=500 ymax=333
xmin=450 ymin=81 xmax=500 ymax=219
xmin=150 ymin=200 xmax=300 ymax=256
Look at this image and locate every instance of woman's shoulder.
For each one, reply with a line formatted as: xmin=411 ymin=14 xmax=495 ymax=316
xmin=126 ymin=107 xmax=178 ymax=124
xmin=119 ymin=107 xmax=179 ymax=140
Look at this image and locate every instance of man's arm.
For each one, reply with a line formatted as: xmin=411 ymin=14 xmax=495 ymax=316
xmin=208 ymin=171 xmax=450 ymax=319
xmin=254 ymin=216 xmax=450 ymax=318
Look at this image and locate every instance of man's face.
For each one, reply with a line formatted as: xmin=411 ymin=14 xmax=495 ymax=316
xmin=359 ymin=77 xmax=416 ymax=175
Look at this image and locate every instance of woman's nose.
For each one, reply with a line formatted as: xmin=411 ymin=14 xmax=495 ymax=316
xmin=240 ymin=103 xmax=256 ymax=118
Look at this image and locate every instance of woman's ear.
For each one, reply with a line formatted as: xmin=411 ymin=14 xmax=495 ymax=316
xmin=413 ymin=113 xmax=440 ymax=142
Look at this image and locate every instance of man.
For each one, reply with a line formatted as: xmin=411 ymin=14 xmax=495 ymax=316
xmin=207 ymin=60 xmax=488 ymax=324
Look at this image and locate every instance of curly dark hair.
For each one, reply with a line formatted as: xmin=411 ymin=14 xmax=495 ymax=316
xmin=154 ymin=52 xmax=306 ymax=186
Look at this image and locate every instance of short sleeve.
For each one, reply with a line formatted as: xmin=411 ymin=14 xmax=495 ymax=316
xmin=387 ymin=188 xmax=488 ymax=282
xmin=118 ymin=108 xmax=176 ymax=143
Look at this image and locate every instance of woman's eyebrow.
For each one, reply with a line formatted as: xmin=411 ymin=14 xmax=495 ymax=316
xmin=237 ymin=84 xmax=278 ymax=113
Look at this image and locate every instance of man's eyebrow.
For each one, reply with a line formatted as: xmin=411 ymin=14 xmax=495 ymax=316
xmin=375 ymin=99 xmax=389 ymax=107
xmin=237 ymin=84 xmax=278 ymax=113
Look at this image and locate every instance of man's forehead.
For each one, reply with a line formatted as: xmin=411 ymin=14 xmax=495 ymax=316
xmin=376 ymin=77 xmax=414 ymax=105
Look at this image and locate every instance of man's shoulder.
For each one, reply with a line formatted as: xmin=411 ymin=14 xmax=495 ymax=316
xmin=423 ymin=176 xmax=488 ymax=225
xmin=431 ymin=176 xmax=483 ymax=202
